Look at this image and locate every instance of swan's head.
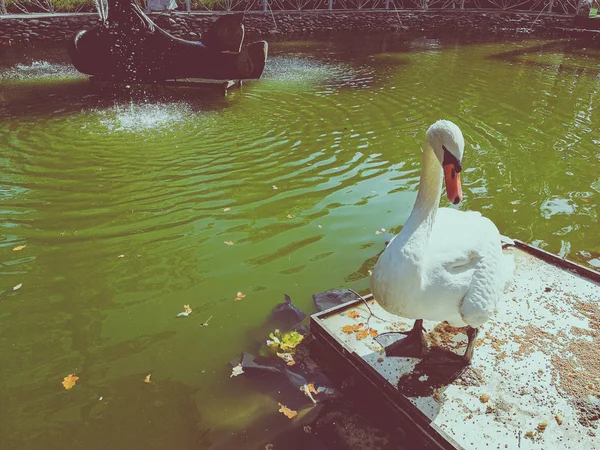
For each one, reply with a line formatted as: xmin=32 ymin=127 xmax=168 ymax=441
xmin=427 ymin=120 xmax=464 ymax=205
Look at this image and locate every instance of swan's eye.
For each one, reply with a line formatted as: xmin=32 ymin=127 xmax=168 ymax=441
xmin=442 ymin=146 xmax=462 ymax=173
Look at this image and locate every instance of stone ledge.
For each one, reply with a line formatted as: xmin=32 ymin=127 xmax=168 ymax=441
xmin=0 ymin=11 xmax=577 ymax=45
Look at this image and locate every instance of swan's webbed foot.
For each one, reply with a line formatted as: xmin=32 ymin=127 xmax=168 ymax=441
xmin=416 ymin=326 xmax=478 ymax=379
xmin=384 ymin=319 xmax=428 ymax=358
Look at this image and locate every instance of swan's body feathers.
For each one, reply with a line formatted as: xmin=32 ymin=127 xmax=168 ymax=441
xmin=372 ymin=208 xmax=512 ymax=328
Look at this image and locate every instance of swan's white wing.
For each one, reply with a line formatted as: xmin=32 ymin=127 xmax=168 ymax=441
xmin=427 ymin=208 xmax=496 ymax=270
xmin=426 ymin=208 xmax=508 ymax=327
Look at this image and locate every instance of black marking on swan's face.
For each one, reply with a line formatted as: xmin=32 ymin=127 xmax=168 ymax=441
xmin=442 ymin=145 xmax=462 ymax=173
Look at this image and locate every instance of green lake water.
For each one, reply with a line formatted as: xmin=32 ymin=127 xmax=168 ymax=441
xmin=1 ymin=34 xmax=599 ymax=449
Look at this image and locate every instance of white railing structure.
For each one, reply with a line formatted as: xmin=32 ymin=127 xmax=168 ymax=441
xmin=0 ymin=0 xmax=591 ymax=16
xmin=190 ymin=0 xmax=588 ymax=14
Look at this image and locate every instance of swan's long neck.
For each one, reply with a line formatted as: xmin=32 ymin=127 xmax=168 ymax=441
xmin=398 ymin=143 xmax=443 ymax=258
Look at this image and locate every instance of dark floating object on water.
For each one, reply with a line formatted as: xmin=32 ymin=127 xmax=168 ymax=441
xmin=231 ymin=353 xmax=308 ymax=389
xmin=271 ymin=294 xmax=307 ymax=330
xmin=68 ymin=1 xmax=268 ymax=82
xmin=313 ymin=289 xmax=361 ymax=312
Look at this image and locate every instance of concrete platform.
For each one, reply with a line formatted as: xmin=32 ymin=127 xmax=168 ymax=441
xmin=311 ymin=241 xmax=600 ymax=450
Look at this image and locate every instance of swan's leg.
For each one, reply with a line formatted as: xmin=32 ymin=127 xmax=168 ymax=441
xmin=384 ymin=319 xmax=428 ymax=358
xmin=417 ymin=326 xmax=478 ymax=376
xmin=463 ymin=326 xmax=478 ymax=362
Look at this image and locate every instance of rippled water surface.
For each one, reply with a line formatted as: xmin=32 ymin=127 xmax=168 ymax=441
xmin=1 ymin=35 xmax=599 ymax=449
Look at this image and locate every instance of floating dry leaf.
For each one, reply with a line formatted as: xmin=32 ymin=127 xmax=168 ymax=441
xmin=230 ymin=364 xmax=244 ymax=378
xmin=369 ymin=328 xmax=378 ymax=337
xmin=272 ymin=185 xmax=278 ymax=190
xmin=480 ymin=393 xmax=490 ymax=403
xmin=199 ymin=316 xmax=213 ymax=327
xmin=118 ymin=254 xmax=125 ymax=258
xmin=278 ymin=403 xmax=297 ymax=419
xmin=144 ymin=374 xmax=151 ymax=383
xmin=286 ymin=214 xmax=293 ymax=219
xmin=234 ymin=292 xmax=246 ymax=301
xmin=13 ymin=283 xmax=22 ymax=291
xmin=223 ymin=207 xmax=231 ymax=212
xmin=224 ymin=241 xmax=234 ymax=246
xmin=347 ymin=310 xmax=360 ymax=319
xmin=13 ymin=245 xmax=27 ymax=252
xmin=276 ymin=352 xmax=295 ymax=366
xmin=62 ymin=373 xmax=79 ymax=390
xmin=375 ymin=228 xmax=386 ymax=235
xmin=265 ymin=444 xmax=274 ymax=450
xmin=183 ymin=305 xmax=192 ymax=314
xmin=300 ymin=384 xmax=317 ymax=404
xmin=555 ymin=414 xmax=563 ymax=425
xmin=537 ymin=422 xmax=547 ymax=433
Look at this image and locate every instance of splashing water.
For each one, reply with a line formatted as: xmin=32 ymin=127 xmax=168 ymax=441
xmin=264 ymin=57 xmax=352 ymax=82
xmin=93 ymin=102 xmax=198 ymax=134
xmin=94 ymin=0 xmax=109 ymax=21
xmin=0 ymin=61 xmax=81 ymax=81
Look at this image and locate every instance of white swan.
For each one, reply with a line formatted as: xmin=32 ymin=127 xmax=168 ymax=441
xmin=370 ymin=120 xmax=514 ymax=369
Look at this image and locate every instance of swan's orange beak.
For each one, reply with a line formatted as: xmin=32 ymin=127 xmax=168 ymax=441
xmin=443 ymin=162 xmax=462 ymax=205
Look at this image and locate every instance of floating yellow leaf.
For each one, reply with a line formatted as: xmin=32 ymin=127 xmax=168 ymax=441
xmin=307 ymin=383 xmax=319 ymax=395
xmin=13 ymin=245 xmax=27 ymax=252
xmin=144 ymin=374 xmax=151 ymax=383
xmin=369 ymin=328 xmax=378 ymax=337
xmin=235 ymin=292 xmax=246 ymax=301
xmin=278 ymin=403 xmax=297 ymax=419
xmin=62 ymin=373 xmax=79 ymax=390
xmin=347 ymin=310 xmax=360 ymax=319
xmin=480 ymin=393 xmax=490 ymax=403
xmin=223 ymin=207 xmax=231 ymax=212
xmin=224 ymin=241 xmax=234 ymax=246
xmin=183 ymin=305 xmax=192 ymax=314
